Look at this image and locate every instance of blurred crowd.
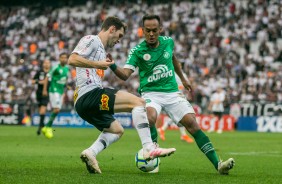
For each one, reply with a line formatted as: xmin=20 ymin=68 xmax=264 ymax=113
xmin=0 ymin=0 xmax=282 ymax=112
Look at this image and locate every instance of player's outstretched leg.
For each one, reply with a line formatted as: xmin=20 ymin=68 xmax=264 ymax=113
xmin=180 ymin=113 xmax=235 ymax=174
xmin=80 ymin=149 xmax=101 ymax=174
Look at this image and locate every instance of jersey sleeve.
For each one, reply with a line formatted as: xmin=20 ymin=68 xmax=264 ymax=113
xmin=169 ymin=37 xmax=175 ymax=52
xmin=47 ymin=66 xmax=56 ymax=81
xmin=72 ymin=35 xmax=98 ymax=58
xmin=124 ymin=47 xmax=138 ymax=71
xmin=33 ymin=71 xmax=40 ymax=80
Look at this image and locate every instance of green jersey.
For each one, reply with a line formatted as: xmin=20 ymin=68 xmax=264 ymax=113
xmin=124 ymin=36 xmax=178 ymax=94
xmin=48 ymin=64 xmax=69 ymax=94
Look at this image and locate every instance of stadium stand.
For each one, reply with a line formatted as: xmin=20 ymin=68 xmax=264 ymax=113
xmin=0 ymin=0 xmax=282 ymax=113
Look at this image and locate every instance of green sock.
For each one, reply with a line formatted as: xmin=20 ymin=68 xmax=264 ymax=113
xmin=192 ymin=130 xmax=219 ymax=170
xmin=150 ymin=125 xmax=158 ymax=143
xmin=46 ymin=112 xmax=58 ymax=127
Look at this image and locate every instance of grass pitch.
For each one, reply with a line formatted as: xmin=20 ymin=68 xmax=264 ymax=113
xmin=0 ymin=125 xmax=282 ymax=184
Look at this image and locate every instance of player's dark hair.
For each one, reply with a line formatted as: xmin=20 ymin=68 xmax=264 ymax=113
xmin=142 ymin=14 xmax=161 ymax=26
xmin=101 ymin=16 xmax=127 ymax=33
xmin=59 ymin=52 xmax=68 ymax=57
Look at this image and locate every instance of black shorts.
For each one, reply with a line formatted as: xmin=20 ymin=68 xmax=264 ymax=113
xmin=212 ymin=111 xmax=223 ymax=119
xmin=75 ymin=87 xmax=118 ymax=131
xmin=36 ymin=95 xmax=49 ymax=107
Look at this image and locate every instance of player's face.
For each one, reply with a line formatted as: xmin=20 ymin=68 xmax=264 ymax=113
xmin=43 ymin=60 xmax=51 ymax=71
xmin=143 ymin=19 xmax=161 ymax=47
xmin=59 ymin=54 xmax=68 ymax=66
xmin=108 ymin=26 xmax=124 ymax=48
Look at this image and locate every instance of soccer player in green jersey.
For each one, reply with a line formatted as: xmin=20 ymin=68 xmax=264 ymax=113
xmin=110 ymin=14 xmax=235 ymax=175
xmin=42 ymin=53 xmax=69 ymax=139
xmin=68 ymin=16 xmax=175 ymax=174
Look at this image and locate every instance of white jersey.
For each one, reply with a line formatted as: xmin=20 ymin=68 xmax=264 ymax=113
xmin=210 ymin=90 xmax=226 ymax=112
xmin=72 ymin=35 xmax=106 ymax=104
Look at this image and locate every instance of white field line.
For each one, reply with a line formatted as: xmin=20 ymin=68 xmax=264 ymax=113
xmin=228 ymin=151 xmax=282 ymax=157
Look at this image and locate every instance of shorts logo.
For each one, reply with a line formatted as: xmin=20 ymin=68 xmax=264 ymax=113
xmin=143 ymin=54 xmax=151 ymax=61
xmin=100 ymin=94 xmax=109 ymax=111
xmin=145 ymin=99 xmax=151 ymax=103
xmin=73 ymin=87 xmax=79 ymax=103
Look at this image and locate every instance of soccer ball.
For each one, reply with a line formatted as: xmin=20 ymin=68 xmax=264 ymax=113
xmin=135 ymin=148 xmax=160 ymax=172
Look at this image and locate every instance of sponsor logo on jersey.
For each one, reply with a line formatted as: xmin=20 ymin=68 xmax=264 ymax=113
xmin=148 ymin=65 xmax=173 ymax=82
xmin=96 ymin=69 xmax=104 ymax=78
xmin=163 ymin=50 xmax=170 ymax=59
xmin=85 ymin=39 xmax=94 ymax=48
xmin=79 ymin=38 xmax=94 ymax=53
xmin=56 ymin=77 xmax=67 ymax=84
xmin=143 ymin=53 xmax=151 ymax=61
xmin=100 ymin=94 xmax=110 ymax=111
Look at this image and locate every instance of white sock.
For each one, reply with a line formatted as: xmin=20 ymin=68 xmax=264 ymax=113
xmin=179 ymin=126 xmax=186 ymax=136
xmin=132 ymin=106 xmax=154 ymax=150
xmin=89 ymin=132 xmax=120 ymax=156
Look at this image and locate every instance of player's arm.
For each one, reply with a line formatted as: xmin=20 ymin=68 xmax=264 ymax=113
xmin=173 ymin=54 xmax=192 ymax=91
xmin=68 ymin=53 xmax=114 ymax=70
xmin=207 ymin=94 xmax=214 ymax=112
xmin=32 ymin=72 xmax=40 ymax=85
xmin=33 ymin=78 xmax=46 ymax=85
xmin=207 ymin=101 xmax=213 ymax=112
xmin=32 ymin=71 xmax=47 ymax=85
xmin=42 ymin=75 xmax=49 ymax=96
xmin=110 ymin=65 xmax=133 ymax=81
xmin=106 ymin=53 xmax=133 ymax=80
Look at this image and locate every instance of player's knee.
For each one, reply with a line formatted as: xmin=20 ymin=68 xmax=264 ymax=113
xmin=115 ymin=126 xmax=124 ymax=137
xmin=146 ymin=108 xmax=157 ymax=125
xmin=53 ymin=108 xmax=60 ymax=114
xmin=180 ymin=114 xmax=200 ymax=133
xmin=147 ymin=115 xmax=157 ymax=125
xmin=133 ymin=97 xmax=146 ymax=107
xmin=107 ymin=121 xmax=124 ymax=136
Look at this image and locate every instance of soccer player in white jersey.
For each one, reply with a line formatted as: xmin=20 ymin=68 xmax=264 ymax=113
xmin=109 ymin=14 xmax=235 ymax=175
xmin=68 ymin=16 xmax=176 ymax=174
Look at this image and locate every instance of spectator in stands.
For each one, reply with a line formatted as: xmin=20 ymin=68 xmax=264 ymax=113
xmin=208 ymin=86 xmax=226 ymax=133
xmin=0 ymin=0 xmax=281 ymax=114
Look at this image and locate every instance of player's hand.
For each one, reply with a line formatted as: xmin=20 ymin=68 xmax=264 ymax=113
xmin=182 ymin=80 xmax=192 ymax=92
xmin=97 ymin=59 xmax=114 ymax=70
xmin=38 ymin=80 xmax=45 ymax=85
xmin=106 ymin=53 xmax=113 ymax=61
xmin=42 ymin=90 xmax=48 ymax=97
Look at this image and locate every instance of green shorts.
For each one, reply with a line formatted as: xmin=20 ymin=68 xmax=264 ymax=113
xmin=75 ymin=87 xmax=118 ymax=131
